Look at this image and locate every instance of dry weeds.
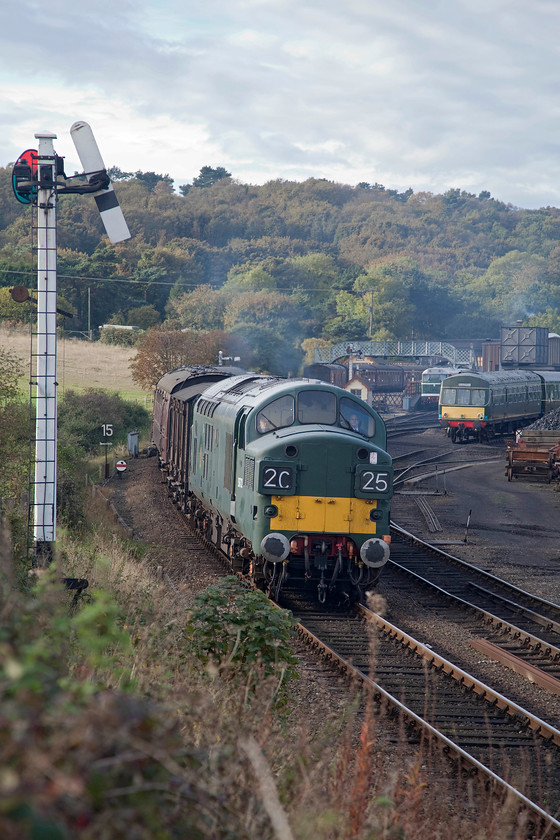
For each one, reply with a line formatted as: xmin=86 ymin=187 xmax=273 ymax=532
xmin=0 ymin=324 xmax=146 ymax=399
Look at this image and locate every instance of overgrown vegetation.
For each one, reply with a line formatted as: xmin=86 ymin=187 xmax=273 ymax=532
xmin=187 ymin=576 xmax=298 ymax=689
xmin=0 ymin=507 xmax=531 ymax=838
xmin=0 ymin=517 xmax=298 ymax=839
xmin=57 ymin=388 xmax=150 ymax=454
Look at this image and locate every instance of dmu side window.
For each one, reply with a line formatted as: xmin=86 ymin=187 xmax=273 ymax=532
xmin=470 ymin=389 xmax=486 ymax=405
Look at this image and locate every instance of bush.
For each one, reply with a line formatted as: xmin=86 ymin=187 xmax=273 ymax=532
xmin=186 ymin=576 xmax=298 ymax=690
xmin=98 ymin=327 xmax=143 ymax=347
xmin=58 ymin=389 xmax=150 ymax=454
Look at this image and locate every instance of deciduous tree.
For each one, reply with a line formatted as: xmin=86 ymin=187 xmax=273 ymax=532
xmin=130 ymin=326 xmax=249 ymax=389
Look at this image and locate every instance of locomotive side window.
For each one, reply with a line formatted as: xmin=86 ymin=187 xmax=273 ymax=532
xmin=339 ymin=397 xmax=374 ymax=436
xmin=297 ymin=390 xmax=336 ymax=425
xmin=256 ymin=395 xmax=294 ymax=434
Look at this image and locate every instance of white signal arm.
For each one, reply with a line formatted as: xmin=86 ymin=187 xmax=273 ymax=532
xmin=70 ymin=121 xmax=131 ymax=243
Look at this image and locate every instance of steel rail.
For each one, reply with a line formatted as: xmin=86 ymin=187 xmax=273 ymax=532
xmin=390 ymin=522 xmax=560 ymax=619
xmin=358 ymin=605 xmax=560 ymax=745
xmin=386 ymin=556 xmax=560 ymax=664
xmin=296 ymin=614 xmax=560 ymax=835
xmin=468 ymin=582 xmax=560 ymax=636
xmin=470 ymin=638 xmax=560 ymax=698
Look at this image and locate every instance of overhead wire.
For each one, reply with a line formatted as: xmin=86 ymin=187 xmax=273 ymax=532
xmin=0 ymin=265 xmax=364 ymax=296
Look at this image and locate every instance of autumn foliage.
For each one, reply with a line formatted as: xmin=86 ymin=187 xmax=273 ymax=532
xmin=129 ymin=326 xmax=250 ymax=390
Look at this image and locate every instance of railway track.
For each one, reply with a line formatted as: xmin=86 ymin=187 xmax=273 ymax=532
xmin=279 ymin=587 xmax=560 ymax=835
xmin=169 ymin=482 xmax=560 ymax=832
xmin=384 ymin=525 xmax=560 ymax=699
xmin=386 ymin=412 xmax=441 ymax=438
xmin=115 ymin=455 xmax=560 ymax=832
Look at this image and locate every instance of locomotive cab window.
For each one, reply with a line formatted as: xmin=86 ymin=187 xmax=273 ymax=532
xmin=256 ymin=395 xmax=294 ymax=434
xmin=297 ymin=390 xmax=337 ymax=425
xmin=441 ymin=387 xmax=487 ymax=406
xmin=339 ymin=397 xmax=374 ymax=436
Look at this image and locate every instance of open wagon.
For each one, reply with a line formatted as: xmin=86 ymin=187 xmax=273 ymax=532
xmin=505 ymin=430 xmax=560 ymax=483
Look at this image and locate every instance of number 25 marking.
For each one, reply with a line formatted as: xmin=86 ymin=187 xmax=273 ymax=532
xmin=362 ymin=471 xmax=389 ymax=492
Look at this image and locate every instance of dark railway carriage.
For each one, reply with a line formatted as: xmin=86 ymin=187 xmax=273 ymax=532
xmin=541 ymin=369 xmax=560 ymax=407
xmin=352 ymin=362 xmax=405 ymax=393
xmin=152 ymin=366 xmax=243 ymax=479
xmin=154 ymin=367 xmax=393 ymax=604
xmin=303 ymin=362 xmax=348 ymax=388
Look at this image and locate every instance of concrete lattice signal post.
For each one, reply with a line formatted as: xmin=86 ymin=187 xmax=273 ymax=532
xmin=13 ymin=124 xmax=131 ymax=564
xmin=33 ymin=132 xmax=58 ymax=563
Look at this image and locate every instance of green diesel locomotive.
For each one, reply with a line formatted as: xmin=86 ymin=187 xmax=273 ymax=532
xmin=153 ymin=367 xmax=393 ymax=604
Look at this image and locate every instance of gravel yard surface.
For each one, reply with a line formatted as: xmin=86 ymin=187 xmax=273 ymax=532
xmin=386 ymin=426 xmax=560 ymax=729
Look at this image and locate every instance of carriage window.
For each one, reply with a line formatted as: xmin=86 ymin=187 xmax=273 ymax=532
xmin=297 ymin=390 xmax=337 ymax=424
xmin=456 ymin=388 xmax=471 ymax=406
xmin=441 ymin=388 xmax=456 ymax=403
xmin=339 ymin=397 xmax=374 ymax=436
xmin=470 ymin=389 xmax=486 ymax=405
xmin=256 ymin=395 xmax=294 ymax=434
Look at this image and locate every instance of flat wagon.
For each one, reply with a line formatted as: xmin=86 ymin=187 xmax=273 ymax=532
xmin=505 ymin=430 xmax=560 ymax=482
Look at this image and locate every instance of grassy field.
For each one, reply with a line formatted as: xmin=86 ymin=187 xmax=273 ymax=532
xmin=0 ymin=325 xmax=149 ymax=402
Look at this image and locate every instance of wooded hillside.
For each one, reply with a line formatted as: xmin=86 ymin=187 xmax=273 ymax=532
xmin=1 ymin=164 xmax=560 ymax=375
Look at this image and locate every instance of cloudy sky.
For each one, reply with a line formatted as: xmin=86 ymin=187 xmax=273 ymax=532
xmin=2 ymin=0 xmax=560 ymax=209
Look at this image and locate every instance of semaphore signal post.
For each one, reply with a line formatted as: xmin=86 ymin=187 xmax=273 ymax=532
xmin=12 ymin=124 xmax=131 ymax=565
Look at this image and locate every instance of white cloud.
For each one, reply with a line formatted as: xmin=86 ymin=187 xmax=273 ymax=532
xmin=2 ymin=0 xmax=560 ymax=206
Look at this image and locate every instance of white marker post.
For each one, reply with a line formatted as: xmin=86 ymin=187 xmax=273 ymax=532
xmin=115 ymin=460 xmax=127 ymax=479
xmin=33 ymin=131 xmax=58 ymax=562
